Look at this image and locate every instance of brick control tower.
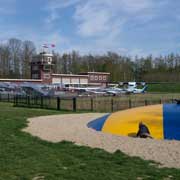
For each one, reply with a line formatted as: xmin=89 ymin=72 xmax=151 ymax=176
xmin=30 ymin=52 xmax=54 ymax=83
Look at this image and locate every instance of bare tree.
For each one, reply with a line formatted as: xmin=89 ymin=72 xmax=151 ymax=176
xmin=8 ymin=38 xmax=22 ymax=78
xmin=21 ymin=40 xmax=36 ymax=78
xmin=0 ymin=44 xmax=11 ymax=78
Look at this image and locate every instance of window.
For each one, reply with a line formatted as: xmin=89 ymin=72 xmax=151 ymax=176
xmin=103 ymin=76 xmax=107 ymax=80
xmin=90 ymin=75 xmax=94 ymax=80
xmin=94 ymin=76 xmax=98 ymax=80
xmin=32 ymin=65 xmax=39 ymax=71
xmin=99 ymin=76 xmax=102 ymax=80
xmin=32 ymin=74 xmax=39 ymax=79
xmin=43 ymin=65 xmax=51 ymax=71
xmin=48 ymin=57 xmax=52 ymax=62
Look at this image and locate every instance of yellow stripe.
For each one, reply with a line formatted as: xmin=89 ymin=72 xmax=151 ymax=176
xmin=102 ymin=105 xmax=164 ymax=139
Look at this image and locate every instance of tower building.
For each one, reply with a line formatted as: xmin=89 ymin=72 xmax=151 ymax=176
xmin=30 ymin=51 xmax=110 ymax=86
xmin=30 ymin=52 xmax=54 ymax=83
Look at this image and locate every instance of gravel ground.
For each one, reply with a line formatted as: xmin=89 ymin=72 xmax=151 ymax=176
xmin=23 ymin=113 xmax=180 ymax=169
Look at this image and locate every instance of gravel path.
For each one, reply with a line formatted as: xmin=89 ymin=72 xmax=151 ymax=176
xmin=23 ymin=113 xmax=180 ymax=169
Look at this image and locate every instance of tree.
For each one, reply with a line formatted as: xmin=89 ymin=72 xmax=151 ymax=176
xmin=21 ymin=41 xmax=36 ymax=78
xmin=8 ymin=38 xmax=22 ymax=78
xmin=0 ymin=44 xmax=11 ymax=78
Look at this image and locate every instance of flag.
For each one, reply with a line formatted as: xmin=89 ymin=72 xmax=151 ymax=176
xmin=42 ymin=44 xmax=48 ymax=48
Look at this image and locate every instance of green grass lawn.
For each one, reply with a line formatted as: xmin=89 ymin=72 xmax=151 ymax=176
xmin=148 ymin=83 xmax=180 ymax=93
xmin=0 ymin=103 xmax=180 ymax=180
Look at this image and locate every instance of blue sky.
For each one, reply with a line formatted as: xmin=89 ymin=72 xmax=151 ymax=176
xmin=0 ymin=0 xmax=180 ymax=56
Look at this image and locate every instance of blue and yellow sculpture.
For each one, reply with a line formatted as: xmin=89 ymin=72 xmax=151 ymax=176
xmin=88 ymin=103 xmax=180 ymax=140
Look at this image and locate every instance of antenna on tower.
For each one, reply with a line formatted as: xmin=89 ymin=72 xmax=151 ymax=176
xmin=42 ymin=44 xmax=49 ymax=53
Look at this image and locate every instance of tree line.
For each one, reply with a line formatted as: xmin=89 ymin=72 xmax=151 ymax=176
xmin=0 ymin=38 xmax=180 ymax=82
xmin=0 ymin=38 xmax=36 ymax=79
xmin=53 ymin=51 xmax=180 ymax=82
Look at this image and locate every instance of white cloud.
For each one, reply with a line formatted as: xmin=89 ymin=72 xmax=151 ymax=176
xmin=44 ymin=0 xmax=82 ymax=24
xmin=66 ymin=0 xmax=155 ymax=55
xmin=0 ymin=0 xmax=174 ymax=56
xmin=44 ymin=0 xmax=159 ymax=38
xmin=45 ymin=10 xmax=59 ymax=23
xmin=46 ymin=0 xmax=81 ymax=10
xmin=74 ymin=7 xmax=112 ymax=37
xmin=42 ymin=0 xmax=172 ymax=55
xmin=73 ymin=0 xmax=157 ymax=38
xmin=119 ymin=0 xmax=153 ymax=13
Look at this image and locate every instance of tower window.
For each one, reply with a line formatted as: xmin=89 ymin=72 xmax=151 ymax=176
xmin=32 ymin=65 xmax=39 ymax=71
xmin=44 ymin=65 xmax=51 ymax=71
xmin=48 ymin=57 xmax=52 ymax=62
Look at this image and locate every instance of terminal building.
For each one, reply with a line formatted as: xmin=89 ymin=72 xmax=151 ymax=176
xmin=0 ymin=52 xmax=110 ymax=87
xmin=31 ymin=52 xmax=110 ymax=87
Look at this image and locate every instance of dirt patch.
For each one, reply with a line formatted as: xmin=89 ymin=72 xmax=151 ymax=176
xmin=23 ymin=113 xmax=180 ymax=169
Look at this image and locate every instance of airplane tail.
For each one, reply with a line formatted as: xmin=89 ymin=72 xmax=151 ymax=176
xmin=47 ymin=89 xmax=55 ymax=96
xmin=141 ymin=85 xmax=148 ymax=93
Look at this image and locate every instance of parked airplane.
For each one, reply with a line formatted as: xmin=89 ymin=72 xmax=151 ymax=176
xmin=105 ymin=87 xmax=126 ymax=96
xmin=83 ymin=85 xmax=126 ymax=96
xmin=0 ymin=82 xmax=25 ymax=95
xmin=133 ymin=85 xmax=148 ymax=94
xmin=68 ymin=86 xmax=101 ymax=92
xmin=79 ymin=83 xmax=148 ymax=96
xmin=126 ymin=85 xmax=148 ymax=94
xmin=85 ymin=89 xmax=107 ymax=95
xmin=62 ymin=82 xmax=148 ymax=96
xmin=20 ymin=82 xmax=58 ymax=96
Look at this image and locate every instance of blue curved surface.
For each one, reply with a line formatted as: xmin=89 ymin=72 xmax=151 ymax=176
xmin=87 ymin=114 xmax=110 ymax=131
xmin=88 ymin=103 xmax=180 ymax=140
xmin=163 ymin=104 xmax=180 ymax=140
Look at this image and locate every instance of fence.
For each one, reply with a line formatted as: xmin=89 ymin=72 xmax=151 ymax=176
xmin=0 ymin=93 xmax=15 ymax=103
xmin=13 ymin=95 xmax=174 ymax=112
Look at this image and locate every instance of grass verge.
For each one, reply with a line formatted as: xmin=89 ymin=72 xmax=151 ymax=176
xmin=0 ymin=102 xmax=180 ymax=180
xmin=148 ymin=83 xmax=180 ymax=93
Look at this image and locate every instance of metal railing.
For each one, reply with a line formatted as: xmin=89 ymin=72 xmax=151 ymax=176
xmin=0 ymin=93 xmax=15 ymax=103
xmin=12 ymin=95 xmax=174 ymax=112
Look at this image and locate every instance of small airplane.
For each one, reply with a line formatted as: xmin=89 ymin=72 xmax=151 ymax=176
xmin=68 ymin=86 xmax=101 ymax=92
xmin=105 ymin=87 xmax=126 ymax=96
xmin=67 ymin=82 xmax=148 ymax=96
xmin=20 ymin=82 xmax=56 ymax=96
xmin=0 ymin=82 xmax=25 ymax=95
xmin=118 ymin=81 xmax=147 ymax=94
xmin=86 ymin=89 xmax=107 ymax=95
xmin=126 ymin=85 xmax=148 ymax=94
